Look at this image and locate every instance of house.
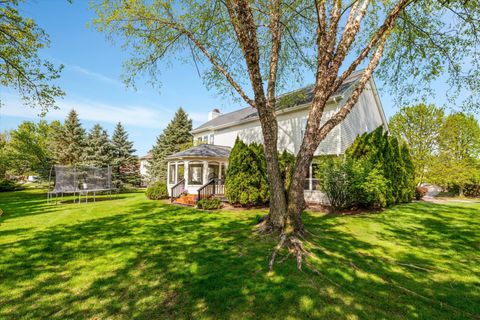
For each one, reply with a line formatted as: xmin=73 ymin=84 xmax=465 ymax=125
xmin=166 ymin=71 xmax=388 ymax=204
xmin=139 ymin=151 xmax=152 ymax=186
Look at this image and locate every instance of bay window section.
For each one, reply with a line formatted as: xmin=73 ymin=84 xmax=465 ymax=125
xmin=168 ymin=164 xmax=176 ymax=184
xmin=188 ymin=163 xmax=203 ymax=185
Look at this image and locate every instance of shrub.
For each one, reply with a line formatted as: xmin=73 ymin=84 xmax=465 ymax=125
xmin=320 ymin=158 xmax=388 ymax=210
xmin=346 ymin=126 xmax=415 ymax=206
xmin=464 ymin=184 xmax=480 ymax=198
xmin=0 ymin=179 xmax=22 ymax=192
xmin=352 ymin=162 xmax=388 ymax=209
xmin=320 ymin=158 xmax=355 ymax=210
xmin=225 ymin=138 xmax=295 ymax=207
xmin=225 ymin=138 xmax=270 ymax=206
xmin=197 ymin=198 xmax=222 ymax=210
xmin=415 ymin=186 xmax=428 ymax=200
xmin=145 ymin=181 xmax=168 ymax=200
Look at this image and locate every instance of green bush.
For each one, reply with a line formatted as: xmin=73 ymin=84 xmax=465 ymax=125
xmin=346 ymin=126 xmax=415 ymax=206
xmin=320 ymin=158 xmax=355 ymax=210
xmin=320 ymin=158 xmax=388 ymax=210
xmin=145 ymin=181 xmax=168 ymax=200
xmin=197 ymin=198 xmax=222 ymax=210
xmin=225 ymin=138 xmax=270 ymax=206
xmin=320 ymin=127 xmax=414 ymax=210
xmin=225 ymin=138 xmax=295 ymax=207
xmin=0 ymin=179 xmax=22 ymax=192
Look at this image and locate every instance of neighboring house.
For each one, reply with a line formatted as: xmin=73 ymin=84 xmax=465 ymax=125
xmin=139 ymin=151 xmax=152 ymax=186
xmin=166 ymin=71 xmax=389 ymax=204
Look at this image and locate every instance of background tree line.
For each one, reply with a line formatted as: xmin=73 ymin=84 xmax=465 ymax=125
xmin=389 ymin=104 xmax=480 ymax=196
xmin=0 ymin=110 xmax=140 ymax=189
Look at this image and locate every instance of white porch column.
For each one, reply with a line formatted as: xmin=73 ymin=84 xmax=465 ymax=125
xmin=175 ymin=162 xmax=179 ymax=184
xmin=167 ymin=161 xmax=171 ymax=184
xmin=203 ymin=160 xmax=208 ymax=184
xmin=219 ymin=163 xmax=222 ymax=180
xmin=184 ymin=160 xmax=189 ymax=189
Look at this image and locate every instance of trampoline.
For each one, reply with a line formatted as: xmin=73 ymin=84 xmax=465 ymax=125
xmin=47 ymin=165 xmax=115 ymax=203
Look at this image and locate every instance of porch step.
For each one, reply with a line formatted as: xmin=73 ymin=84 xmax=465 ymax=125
xmin=174 ymin=194 xmax=197 ymax=206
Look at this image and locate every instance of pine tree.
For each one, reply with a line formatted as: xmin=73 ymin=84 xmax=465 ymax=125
xmin=84 ymin=124 xmax=112 ymax=167
xmin=111 ymin=122 xmax=139 ymax=188
xmin=149 ymin=108 xmax=192 ymax=182
xmin=54 ymin=110 xmax=85 ymax=165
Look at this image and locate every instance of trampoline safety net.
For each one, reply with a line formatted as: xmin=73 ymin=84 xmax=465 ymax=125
xmin=48 ymin=165 xmax=113 ymax=194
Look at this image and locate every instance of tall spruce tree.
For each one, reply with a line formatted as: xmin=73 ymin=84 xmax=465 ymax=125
xmin=111 ymin=122 xmax=139 ymax=188
xmin=54 ymin=110 xmax=85 ymax=165
xmin=149 ymin=108 xmax=192 ymax=182
xmin=84 ymin=124 xmax=112 ymax=167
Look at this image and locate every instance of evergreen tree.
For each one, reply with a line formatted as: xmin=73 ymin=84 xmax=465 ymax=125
xmin=111 ymin=122 xmax=140 ymax=188
xmin=84 ymin=124 xmax=112 ymax=167
xmin=346 ymin=126 xmax=415 ymax=205
xmin=54 ymin=110 xmax=85 ymax=165
xmin=225 ymin=138 xmax=270 ymax=206
xmin=149 ymin=108 xmax=192 ymax=182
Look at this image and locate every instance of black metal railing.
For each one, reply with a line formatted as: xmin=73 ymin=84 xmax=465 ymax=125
xmin=197 ymin=178 xmax=225 ymax=201
xmin=170 ymin=179 xmax=185 ymax=202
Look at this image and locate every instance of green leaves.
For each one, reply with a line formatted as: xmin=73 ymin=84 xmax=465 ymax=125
xmin=0 ymin=0 xmax=64 ymax=113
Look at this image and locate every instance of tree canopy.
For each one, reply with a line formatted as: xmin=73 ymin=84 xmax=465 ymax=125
xmin=149 ymin=107 xmax=192 ymax=182
xmin=0 ymin=0 xmax=64 ymax=113
xmin=111 ymin=122 xmax=139 ymax=188
xmin=389 ymin=104 xmax=444 ymax=184
xmin=84 ymin=124 xmax=113 ymax=167
xmin=54 ymin=110 xmax=86 ymax=166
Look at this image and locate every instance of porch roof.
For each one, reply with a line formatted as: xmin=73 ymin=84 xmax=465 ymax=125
xmin=166 ymin=144 xmax=231 ymax=160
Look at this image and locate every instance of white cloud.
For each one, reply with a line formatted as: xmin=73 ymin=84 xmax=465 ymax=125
xmin=67 ymin=65 xmax=123 ymax=87
xmin=0 ymin=96 xmax=171 ymax=129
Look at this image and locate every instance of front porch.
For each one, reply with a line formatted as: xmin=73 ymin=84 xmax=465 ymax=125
xmin=166 ymin=144 xmax=231 ymax=204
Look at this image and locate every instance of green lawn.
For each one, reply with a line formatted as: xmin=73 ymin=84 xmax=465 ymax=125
xmin=0 ymin=190 xmax=479 ymax=319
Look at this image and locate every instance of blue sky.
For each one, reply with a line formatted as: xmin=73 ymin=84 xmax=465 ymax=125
xmin=0 ymin=1 xmax=466 ymax=156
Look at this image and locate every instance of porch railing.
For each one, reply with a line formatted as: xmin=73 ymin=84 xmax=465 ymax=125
xmin=197 ymin=178 xmax=225 ymax=201
xmin=170 ymin=179 xmax=185 ymax=202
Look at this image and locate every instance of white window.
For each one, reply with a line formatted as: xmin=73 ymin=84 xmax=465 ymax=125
xmin=203 ymin=135 xmax=208 ymax=143
xmin=168 ymin=164 xmax=176 ymax=184
xmin=188 ymin=163 xmax=203 ymax=185
xmin=209 ymin=134 xmax=214 ymax=145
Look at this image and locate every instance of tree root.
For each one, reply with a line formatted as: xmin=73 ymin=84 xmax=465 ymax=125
xmin=268 ymin=233 xmax=309 ymax=271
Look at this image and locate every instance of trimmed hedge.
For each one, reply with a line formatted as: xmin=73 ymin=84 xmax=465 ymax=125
xmin=145 ymin=181 xmax=168 ymax=200
xmin=197 ymin=198 xmax=222 ymax=210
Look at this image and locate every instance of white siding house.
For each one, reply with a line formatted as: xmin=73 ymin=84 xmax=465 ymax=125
xmin=167 ymin=72 xmax=388 ymax=204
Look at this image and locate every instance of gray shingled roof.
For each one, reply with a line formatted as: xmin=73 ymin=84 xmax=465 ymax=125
xmin=192 ymin=70 xmax=364 ymax=133
xmin=166 ymin=144 xmax=231 ymax=160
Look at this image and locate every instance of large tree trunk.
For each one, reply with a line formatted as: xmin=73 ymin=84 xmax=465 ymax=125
xmin=257 ymin=105 xmax=288 ymax=232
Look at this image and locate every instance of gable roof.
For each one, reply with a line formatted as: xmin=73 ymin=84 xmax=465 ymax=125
xmin=166 ymin=144 xmax=231 ymax=160
xmin=192 ymin=70 xmax=364 ymax=133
